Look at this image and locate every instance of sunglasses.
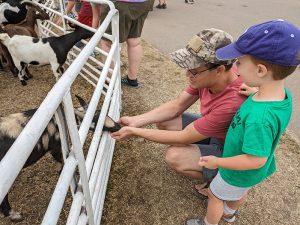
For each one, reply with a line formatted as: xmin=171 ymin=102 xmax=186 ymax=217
xmin=188 ymin=65 xmax=219 ymax=77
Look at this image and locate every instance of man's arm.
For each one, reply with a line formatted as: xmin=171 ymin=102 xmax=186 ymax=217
xmin=198 ymin=154 xmax=267 ymax=170
xmin=111 ymin=122 xmax=208 ymax=145
xmin=120 ymin=91 xmax=198 ymax=127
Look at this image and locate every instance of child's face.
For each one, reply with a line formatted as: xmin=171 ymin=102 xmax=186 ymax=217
xmin=236 ymin=55 xmax=264 ymax=87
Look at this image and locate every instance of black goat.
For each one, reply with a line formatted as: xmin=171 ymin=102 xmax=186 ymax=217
xmin=0 ymin=95 xmax=99 ymax=222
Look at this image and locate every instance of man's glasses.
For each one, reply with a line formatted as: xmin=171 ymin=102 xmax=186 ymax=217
xmin=188 ymin=65 xmax=219 ymax=77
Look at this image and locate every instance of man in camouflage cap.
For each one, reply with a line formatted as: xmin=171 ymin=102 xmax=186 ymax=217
xmin=170 ymin=28 xmax=235 ymax=69
xmin=111 ymin=28 xmax=246 ymax=190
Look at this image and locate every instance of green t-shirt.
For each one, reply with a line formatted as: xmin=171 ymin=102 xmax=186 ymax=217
xmin=219 ymin=89 xmax=292 ymax=187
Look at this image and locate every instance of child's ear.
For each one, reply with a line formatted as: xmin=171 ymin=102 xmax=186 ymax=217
xmin=256 ymin=63 xmax=268 ymax=78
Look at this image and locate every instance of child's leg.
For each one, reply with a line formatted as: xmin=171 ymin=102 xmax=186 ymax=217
xmin=205 ymin=188 xmax=224 ymax=225
xmin=222 ymin=193 xmax=247 ymax=223
xmin=225 ymin=192 xmax=247 ymax=211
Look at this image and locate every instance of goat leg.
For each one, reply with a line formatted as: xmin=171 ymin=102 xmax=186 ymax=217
xmin=1 ymin=54 xmax=7 ymax=64
xmin=25 ymin=65 xmax=33 ymax=79
xmin=11 ymin=67 xmax=18 ymax=77
xmin=51 ymin=63 xmax=63 ymax=81
xmin=0 ymin=195 xmax=23 ymax=222
xmin=20 ymin=61 xmax=29 ymax=81
xmin=0 ymin=195 xmax=11 ymax=217
xmin=0 ymin=60 xmax=4 ymax=71
xmin=0 ymin=43 xmax=18 ymax=76
xmin=16 ymin=63 xmax=27 ymax=85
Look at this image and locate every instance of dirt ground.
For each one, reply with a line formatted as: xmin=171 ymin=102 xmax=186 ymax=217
xmin=0 ymin=40 xmax=300 ymax=225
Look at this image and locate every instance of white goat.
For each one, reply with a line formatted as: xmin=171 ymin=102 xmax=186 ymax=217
xmin=0 ymin=25 xmax=93 ymax=85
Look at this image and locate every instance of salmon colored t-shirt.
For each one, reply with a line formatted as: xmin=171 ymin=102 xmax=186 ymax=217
xmin=185 ymin=71 xmax=246 ymax=143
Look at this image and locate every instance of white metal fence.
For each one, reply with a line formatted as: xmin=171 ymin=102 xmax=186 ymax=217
xmin=0 ymin=0 xmax=121 ymax=224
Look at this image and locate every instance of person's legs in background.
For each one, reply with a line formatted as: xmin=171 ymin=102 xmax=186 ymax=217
xmin=156 ymin=0 xmax=167 ymax=9
xmin=91 ymin=3 xmax=101 ymax=28
xmin=126 ymin=37 xmax=142 ymax=81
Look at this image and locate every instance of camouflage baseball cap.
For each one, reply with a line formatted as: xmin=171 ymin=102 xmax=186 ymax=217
xmin=170 ymin=28 xmax=235 ymax=69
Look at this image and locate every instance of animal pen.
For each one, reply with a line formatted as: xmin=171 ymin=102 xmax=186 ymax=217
xmin=0 ymin=0 xmax=121 ymax=224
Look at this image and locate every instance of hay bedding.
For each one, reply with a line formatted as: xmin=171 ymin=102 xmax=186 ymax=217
xmin=0 ymin=40 xmax=299 ymax=225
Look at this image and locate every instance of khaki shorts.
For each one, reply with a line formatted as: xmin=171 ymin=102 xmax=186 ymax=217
xmin=100 ymin=1 xmax=150 ymax=43
xmin=182 ymin=112 xmax=224 ymax=182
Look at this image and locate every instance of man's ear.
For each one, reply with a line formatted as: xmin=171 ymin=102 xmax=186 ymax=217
xmin=216 ymin=65 xmax=225 ymax=74
xmin=256 ymin=63 xmax=268 ymax=78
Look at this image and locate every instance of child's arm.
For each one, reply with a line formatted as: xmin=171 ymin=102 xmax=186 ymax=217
xmin=198 ymin=154 xmax=267 ymax=170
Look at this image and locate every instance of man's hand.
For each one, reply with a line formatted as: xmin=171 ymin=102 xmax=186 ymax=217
xmin=198 ymin=156 xmax=219 ymax=169
xmin=110 ymin=126 xmax=135 ymax=140
xmin=118 ymin=116 xmax=140 ymax=127
xmin=239 ymin=83 xmax=259 ymax=96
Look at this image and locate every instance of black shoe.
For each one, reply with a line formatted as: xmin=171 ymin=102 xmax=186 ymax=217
xmin=156 ymin=4 xmax=163 ymax=9
xmin=162 ymin=3 xmax=167 ymax=9
xmin=185 ymin=0 xmax=194 ymax=4
xmin=121 ymin=76 xmax=139 ymax=88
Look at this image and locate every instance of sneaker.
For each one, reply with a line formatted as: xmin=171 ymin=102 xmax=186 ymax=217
xmin=185 ymin=0 xmax=195 ymax=4
xmin=67 ymin=12 xmax=77 ymax=19
xmin=156 ymin=4 xmax=163 ymax=9
xmin=91 ymin=50 xmax=100 ymax=57
xmin=186 ymin=218 xmax=205 ymax=225
xmin=121 ymin=76 xmax=139 ymax=88
xmin=223 ymin=211 xmax=239 ymax=223
xmin=162 ymin=3 xmax=167 ymax=9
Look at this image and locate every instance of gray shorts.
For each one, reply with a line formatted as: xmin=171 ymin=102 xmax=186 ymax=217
xmin=210 ymin=173 xmax=251 ymax=201
xmin=182 ymin=112 xmax=223 ymax=182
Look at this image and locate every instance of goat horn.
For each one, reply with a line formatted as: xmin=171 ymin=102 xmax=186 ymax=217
xmin=20 ymin=0 xmax=38 ymax=7
xmin=20 ymin=0 xmax=48 ymax=16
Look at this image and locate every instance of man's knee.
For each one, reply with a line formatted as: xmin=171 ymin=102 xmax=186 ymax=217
xmin=165 ymin=147 xmax=181 ymax=169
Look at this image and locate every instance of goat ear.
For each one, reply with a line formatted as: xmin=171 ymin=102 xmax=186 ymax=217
xmin=75 ymin=95 xmax=87 ymax=108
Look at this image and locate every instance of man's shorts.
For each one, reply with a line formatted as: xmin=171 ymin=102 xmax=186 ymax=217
xmin=100 ymin=1 xmax=150 ymax=43
xmin=210 ymin=172 xmax=251 ymax=201
xmin=182 ymin=112 xmax=224 ymax=182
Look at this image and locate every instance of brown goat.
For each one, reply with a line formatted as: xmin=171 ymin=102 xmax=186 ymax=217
xmin=0 ymin=4 xmax=49 ymax=77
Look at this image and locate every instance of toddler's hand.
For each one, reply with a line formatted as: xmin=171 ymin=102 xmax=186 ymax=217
xmin=239 ymin=83 xmax=258 ymax=96
xmin=198 ymin=156 xmax=218 ymax=169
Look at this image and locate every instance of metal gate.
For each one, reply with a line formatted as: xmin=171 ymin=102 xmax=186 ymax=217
xmin=0 ymin=0 xmax=121 ymax=224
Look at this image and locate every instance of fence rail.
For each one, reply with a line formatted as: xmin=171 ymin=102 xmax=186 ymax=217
xmin=0 ymin=0 xmax=121 ymax=224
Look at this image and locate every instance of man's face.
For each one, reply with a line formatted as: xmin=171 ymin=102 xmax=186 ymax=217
xmin=236 ymin=55 xmax=262 ymax=87
xmin=186 ymin=65 xmax=218 ymax=89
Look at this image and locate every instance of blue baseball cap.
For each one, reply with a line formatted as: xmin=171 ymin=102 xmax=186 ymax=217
xmin=216 ymin=19 xmax=300 ymax=66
